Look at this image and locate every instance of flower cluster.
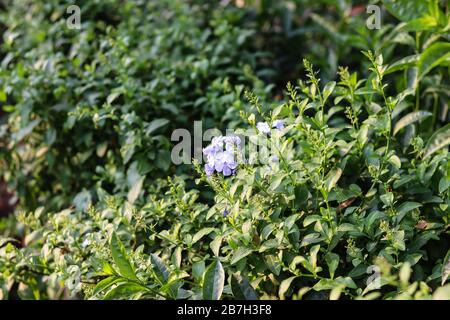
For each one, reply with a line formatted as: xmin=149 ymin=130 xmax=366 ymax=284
xmin=257 ymin=119 xmax=285 ymax=134
xmin=203 ymin=136 xmax=241 ymax=176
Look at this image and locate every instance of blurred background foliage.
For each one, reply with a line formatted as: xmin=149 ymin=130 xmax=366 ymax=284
xmin=0 ymin=0 xmax=449 ymax=300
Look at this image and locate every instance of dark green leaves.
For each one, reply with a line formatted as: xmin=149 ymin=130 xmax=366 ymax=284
xmin=383 ymin=0 xmax=429 ymax=21
xmin=203 ymin=260 xmax=225 ymax=300
xmin=230 ymin=247 xmax=253 ymax=265
xmin=418 ymin=42 xmax=450 ymax=79
xmin=231 ymin=274 xmax=258 ymax=300
xmin=145 ymin=118 xmax=170 ymax=135
xmin=424 ymin=123 xmax=450 ymax=159
xmin=442 ymin=249 xmax=450 ymax=286
xmin=150 ymin=254 xmax=170 ymax=283
xmin=393 ymin=111 xmax=432 ymax=136
xmin=102 ymin=283 xmax=148 ymax=300
xmin=110 ymin=232 xmax=138 ymax=281
xmin=325 ymin=253 xmax=340 ymax=279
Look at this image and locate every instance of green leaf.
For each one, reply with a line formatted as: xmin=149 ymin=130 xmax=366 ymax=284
xmin=230 ymin=247 xmax=253 ymax=265
xmin=146 ymin=118 xmax=169 ymax=135
xmin=325 ymin=168 xmax=343 ymax=192
xmin=325 ymin=253 xmax=340 ymax=279
xmin=110 ymin=232 xmax=138 ymax=281
xmin=203 ymin=260 xmax=225 ymax=300
xmin=383 ymin=0 xmax=429 ymax=22
xmin=396 ymin=202 xmax=422 ymax=223
xmin=279 ymin=276 xmax=297 ymax=299
xmin=0 ymin=237 xmax=19 ymax=247
xmin=424 ymin=123 xmax=450 ymax=159
xmin=313 ymin=277 xmax=357 ymax=291
xmin=102 ymin=282 xmax=148 ymax=300
xmin=442 ymin=249 xmax=450 ymax=286
xmin=12 ymin=119 xmax=41 ymax=142
xmin=439 ymin=177 xmax=450 ymax=194
xmin=393 ymin=111 xmax=432 ymax=136
xmin=210 ymin=236 xmax=222 ymax=257
xmin=127 ymin=176 xmax=144 ymax=204
xmin=399 ymin=262 xmax=411 ymax=285
xmin=380 ymin=192 xmax=394 ymax=207
xmin=192 ymin=228 xmax=215 ymax=245
xmin=418 ymin=42 xmax=450 ymax=79
xmin=231 ymin=273 xmax=258 ymax=300
xmin=329 ymin=284 xmax=346 ymax=300
xmin=323 ymin=81 xmax=336 ymax=103
xmin=93 ymin=276 xmax=122 ymax=296
xmin=107 ymin=91 xmax=122 ymax=105
xmin=388 ymin=154 xmax=402 ymax=169
xmin=399 ymin=16 xmax=438 ymax=32
xmin=294 ymin=185 xmax=309 ymax=209
xmin=192 ymin=261 xmax=205 ymax=282
xmin=433 ymin=284 xmax=450 ymax=300
xmin=265 ymin=255 xmax=282 ymax=275
xmin=150 ymin=254 xmax=170 ymax=283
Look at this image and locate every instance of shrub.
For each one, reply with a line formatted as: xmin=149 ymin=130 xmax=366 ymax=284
xmin=3 ymin=51 xmax=449 ymax=299
xmin=0 ymin=0 xmax=449 ymax=301
xmin=0 ymin=0 xmax=271 ymax=211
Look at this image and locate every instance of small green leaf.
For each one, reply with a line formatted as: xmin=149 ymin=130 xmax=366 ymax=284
xmin=150 ymin=254 xmax=170 ymax=283
xmin=396 ymin=202 xmax=422 ymax=223
xmin=383 ymin=0 xmax=429 ymax=22
xmin=399 ymin=262 xmax=411 ymax=285
xmin=388 ymin=155 xmax=402 ymax=169
xmin=146 ymin=118 xmax=169 ymax=135
xmin=231 ymin=273 xmax=258 ymax=300
xmin=313 ymin=277 xmax=356 ymax=291
xmin=110 ymin=232 xmax=138 ymax=281
xmin=442 ymin=249 xmax=450 ymax=286
xmin=103 ymin=282 xmax=148 ymax=300
xmin=399 ymin=16 xmax=438 ymax=32
xmin=93 ymin=276 xmax=121 ymax=296
xmin=203 ymin=260 xmax=225 ymax=300
xmin=230 ymin=247 xmax=253 ymax=265
xmin=424 ymin=123 xmax=450 ymax=159
xmin=380 ymin=192 xmax=394 ymax=207
xmin=127 ymin=176 xmax=144 ymax=204
xmin=418 ymin=42 xmax=450 ymax=79
xmin=279 ymin=276 xmax=297 ymax=299
xmin=210 ymin=236 xmax=222 ymax=257
xmin=323 ymin=81 xmax=336 ymax=103
xmin=325 ymin=253 xmax=340 ymax=279
xmin=325 ymin=168 xmax=343 ymax=192
xmin=393 ymin=111 xmax=432 ymax=136
xmin=192 ymin=228 xmax=215 ymax=245
xmin=192 ymin=261 xmax=205 ymax=282
xmin=107 ymin=91 xmax=122 ymax=105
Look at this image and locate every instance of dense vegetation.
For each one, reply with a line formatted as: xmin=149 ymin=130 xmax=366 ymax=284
xmin=0 ymin=0 xmax=449 ymax=300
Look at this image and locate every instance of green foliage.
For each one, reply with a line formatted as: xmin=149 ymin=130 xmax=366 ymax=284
xmin=0 ymin=0 xmax=449 ymax=301
xmin=0 ymin=0 xmax=271 ymax=211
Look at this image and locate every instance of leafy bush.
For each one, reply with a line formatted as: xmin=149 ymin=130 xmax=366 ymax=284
xmin=0 ymin=0 xmax=271 ymax=211
xmin=0 ymin=0 xmax=450 ymax=300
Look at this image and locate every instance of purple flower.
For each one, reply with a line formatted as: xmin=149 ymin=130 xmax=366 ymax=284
xmin=224 ymin=136 xmax=241 ymax=150
xmin=211 ymin=136 xmax=225 ymax=148
xmin=205 ymin=163 xmax=215 ymax=176
xmin=272 ymin=120 xmax=285 ymax=130
xmin=223 ymin=209 xmax=229 ymax=217
xmin=214 ymin=150 xmax=237 ymax=176
xmin=203 ymin=135 xmax=240 ymax=176
xmin=257 ymin=122 xmax=270 ymax=134
xmin=270 ymin=155 xmax=279 ymax=162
